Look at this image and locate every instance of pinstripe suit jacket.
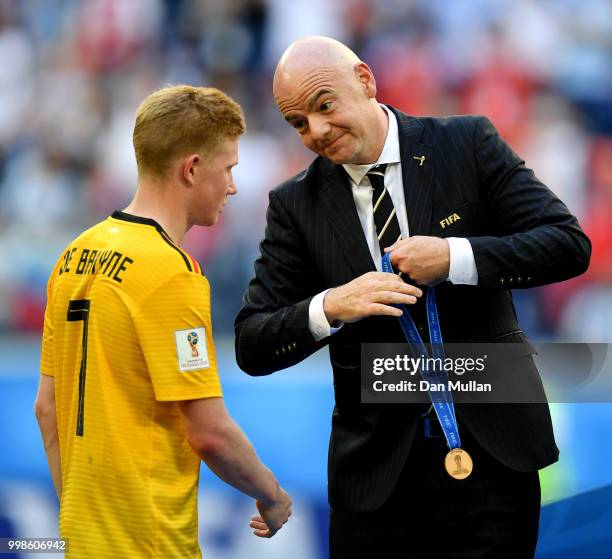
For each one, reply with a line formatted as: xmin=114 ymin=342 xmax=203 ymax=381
xmin=235 ymin=108 xmax=591 ymax=511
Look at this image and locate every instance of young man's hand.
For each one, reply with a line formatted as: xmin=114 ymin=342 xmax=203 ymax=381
xmin=250 ymin=486 xmax=293 ymax=538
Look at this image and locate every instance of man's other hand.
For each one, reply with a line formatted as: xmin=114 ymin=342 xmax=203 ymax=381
xmin=386 ymin=236 xmax=450 ymax=285
xmin=323 ymin=272 xmax=422 ymax=324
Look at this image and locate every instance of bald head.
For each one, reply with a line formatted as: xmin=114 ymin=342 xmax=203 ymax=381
xmin=273 ymin=36 xmax=362 ymax=98
xmin=272 ymin=36 xmax=387 ymax=165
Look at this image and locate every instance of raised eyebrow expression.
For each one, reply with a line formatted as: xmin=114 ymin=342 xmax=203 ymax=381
xmin=284 ymin=88 xmax=335 ymax=125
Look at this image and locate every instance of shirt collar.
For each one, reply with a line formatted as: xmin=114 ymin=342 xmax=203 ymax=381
xmin=342 ymin=104 xmax=401 ymax=186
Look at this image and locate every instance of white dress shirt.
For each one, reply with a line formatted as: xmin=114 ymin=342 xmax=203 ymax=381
xmin=308 ymin=106 xmax=478 ymax=341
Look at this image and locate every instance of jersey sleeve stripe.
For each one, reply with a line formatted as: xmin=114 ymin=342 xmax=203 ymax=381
xmin=158 ymin=230 xmax=203 ymax=276
xmin=156 ymin=230 xmax=193 ymax=272
xmin=187 ymin=254 xmax=201 ymax=275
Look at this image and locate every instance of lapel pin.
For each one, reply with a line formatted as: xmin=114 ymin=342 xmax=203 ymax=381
xmin=412 ymin=155 xmax=426 ymax=166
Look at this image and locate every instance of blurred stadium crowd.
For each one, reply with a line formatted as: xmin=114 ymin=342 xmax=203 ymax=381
xmin=0 ymin=0 xmax=610 ymax=340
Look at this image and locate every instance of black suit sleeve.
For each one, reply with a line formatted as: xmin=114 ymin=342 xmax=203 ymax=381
xmin=235 ymin=189 xmax=325 ymax=376
xmin=467 ymin=116 xmax=591 ymax=288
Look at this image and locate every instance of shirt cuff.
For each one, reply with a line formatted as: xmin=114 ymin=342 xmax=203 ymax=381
xmin=447 ymin=237 xmax=478 ymax=285
xmin=309 ymin=289 xmax=344 ymax=342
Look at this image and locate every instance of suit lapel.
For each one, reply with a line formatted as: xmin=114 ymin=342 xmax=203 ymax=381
xmin=392 ymin=109 xmax=434 ymax=237
xmin=319 ymin=160 xmax=376 ymax=276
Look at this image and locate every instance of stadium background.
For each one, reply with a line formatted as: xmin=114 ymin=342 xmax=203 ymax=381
xmin=0 ymin=0 xmax=611 ymax=557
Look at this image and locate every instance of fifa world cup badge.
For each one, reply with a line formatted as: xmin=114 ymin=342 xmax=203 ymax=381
xmin=187 ymin=331 xmax=199 ymax=357
xmin=175 ymin=327 xmax=209 ymax=371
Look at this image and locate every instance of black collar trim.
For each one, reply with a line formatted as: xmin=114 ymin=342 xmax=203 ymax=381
xmin=111 ymin=210 xmax=164 ymax=231
xmin=110 ymin=211 xmax=193 ymax=272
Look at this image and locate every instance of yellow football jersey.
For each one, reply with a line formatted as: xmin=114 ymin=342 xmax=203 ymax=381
xmin=40 ymin=211 xmax=223 ymax=558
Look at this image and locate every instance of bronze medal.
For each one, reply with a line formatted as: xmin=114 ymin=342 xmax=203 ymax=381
xmin=444 ymin=448 xmax=473 ymax=480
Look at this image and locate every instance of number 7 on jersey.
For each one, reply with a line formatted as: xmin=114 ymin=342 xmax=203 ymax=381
xmin=67 ymin=299 xmax=91 ymax=437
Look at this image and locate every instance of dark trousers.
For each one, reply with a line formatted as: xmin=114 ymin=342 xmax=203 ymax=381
xmin=329 ymin=418 xmax=541 ymax=559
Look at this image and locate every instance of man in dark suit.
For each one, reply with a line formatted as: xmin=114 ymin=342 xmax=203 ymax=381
xmin=235 ymin=36 xmax=591 ymax=558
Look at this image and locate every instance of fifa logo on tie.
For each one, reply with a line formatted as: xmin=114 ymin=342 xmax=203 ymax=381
xmin=187 ymin=331 xmax=199 ymax=358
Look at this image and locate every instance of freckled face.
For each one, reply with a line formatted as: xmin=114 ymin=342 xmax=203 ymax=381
xmin=275 ymin=66 xmax=378 ymax=164
xmin=192 ymin=138 xmax=239 ymax=226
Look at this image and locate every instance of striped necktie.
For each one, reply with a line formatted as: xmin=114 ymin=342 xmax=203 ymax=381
xmin=368 ymin=164 xmax=402 ymax=255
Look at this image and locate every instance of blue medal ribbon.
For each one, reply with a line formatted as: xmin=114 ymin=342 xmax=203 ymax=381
xmin=382 ymin=253 xmax=461 ymax=450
